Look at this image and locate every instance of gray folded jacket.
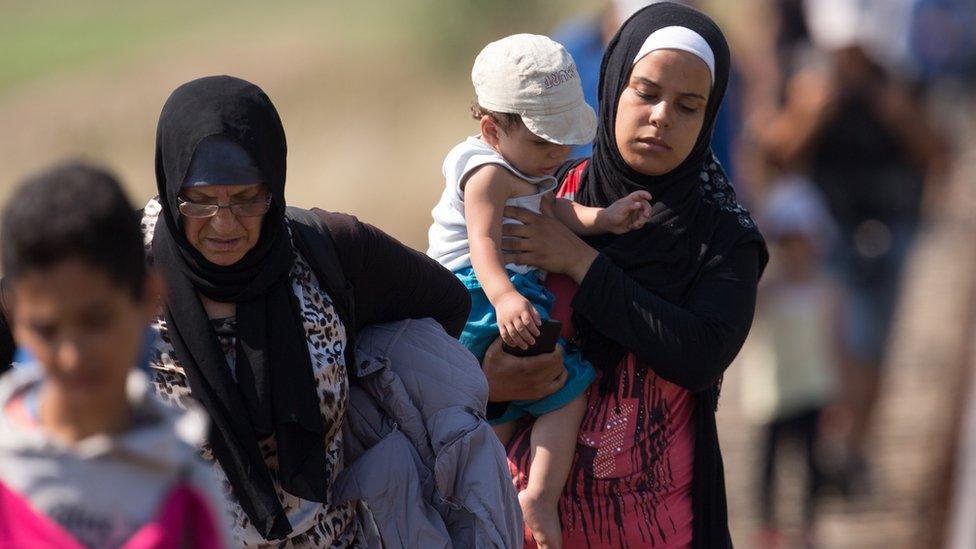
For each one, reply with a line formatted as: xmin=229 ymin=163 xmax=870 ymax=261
xmin=333 ymin=318 xmax=523 ymax=549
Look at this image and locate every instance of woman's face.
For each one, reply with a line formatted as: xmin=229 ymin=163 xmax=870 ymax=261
xmin=181 ymin=183 xmax=267 ymax=266
xmin=614 ymin=49 xmax=711 ymax=176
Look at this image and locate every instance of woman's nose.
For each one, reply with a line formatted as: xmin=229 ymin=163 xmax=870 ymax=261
xmin=209 ymin=206 xmax=238 ymax=232
xmin=649 ymin=101 xmax=671 ymax=129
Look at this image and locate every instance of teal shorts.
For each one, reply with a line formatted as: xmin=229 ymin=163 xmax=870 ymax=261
xmin=454 ymin=267 xmax=596 ymax=425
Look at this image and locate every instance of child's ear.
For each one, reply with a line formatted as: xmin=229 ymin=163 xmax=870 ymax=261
xmin=140 ymin=269 xmax=166 ymax=322
xmin=480 ymin=115 xmax=501 ymax=148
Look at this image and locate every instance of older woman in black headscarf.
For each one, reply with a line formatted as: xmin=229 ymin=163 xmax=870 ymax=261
xmin=482 ymin=3 xmax=767 ymax=547
xmin=142 ymin=75 xmax=469 ymax=546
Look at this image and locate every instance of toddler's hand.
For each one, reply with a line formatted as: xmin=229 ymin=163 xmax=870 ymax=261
xmin=597 ymin=190 xmax=652 ymax=234
xmin=495 ymin=291 xmax=542 ymax=350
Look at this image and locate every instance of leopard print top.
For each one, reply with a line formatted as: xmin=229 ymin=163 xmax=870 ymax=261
xmin=141 ymin=199 xmax=372 ymax=548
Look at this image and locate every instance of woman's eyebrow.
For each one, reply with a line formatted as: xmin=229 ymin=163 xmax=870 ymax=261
xmin=230 ymin=185 xmax=265 ymax=198
xmin=182 ymin=189 xmax=212 ymax=201
xmin=182 ymin=186 xmax=261 ymax=201
xmin=633 ymin=76 xmax=707 ymax=101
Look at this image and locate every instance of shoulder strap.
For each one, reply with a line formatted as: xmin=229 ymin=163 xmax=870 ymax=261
xmin=285 ymin=206 xmax=358 ymax=376
xmin=285 ymin=207 xmax=349 ymax=304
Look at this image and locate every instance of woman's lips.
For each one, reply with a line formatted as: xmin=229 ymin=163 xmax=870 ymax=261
xmin=205 ymin=237 xmax=243 ymax=251
xmin=636 ymin=136 xmax=672 ymax=152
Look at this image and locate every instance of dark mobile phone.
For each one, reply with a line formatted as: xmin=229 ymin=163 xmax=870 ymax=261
xmin=502 ymin=319 xmax=562 ymax=357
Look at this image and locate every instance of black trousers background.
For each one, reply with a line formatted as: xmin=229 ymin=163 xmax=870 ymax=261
xmin=758 ymin=407 xmax=824 ymax=525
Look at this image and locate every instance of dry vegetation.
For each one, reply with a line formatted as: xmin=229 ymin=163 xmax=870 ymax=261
xmin=0 ymin=1 xmax=589 ymax=249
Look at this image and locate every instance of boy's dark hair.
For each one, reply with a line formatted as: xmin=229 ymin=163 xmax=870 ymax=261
xmin=470 ymin=102 xmax=522 ymax=133
xmin=1 ymin=161 xmax=146 ymax=298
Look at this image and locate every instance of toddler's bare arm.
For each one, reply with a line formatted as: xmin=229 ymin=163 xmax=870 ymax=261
xmin=551 ymin=196 xmax=604 ymax=235
xmin=551 ymin=191 xmax=652 ymax=236
xmin=464 ymin=166 xmax=542 ymax=349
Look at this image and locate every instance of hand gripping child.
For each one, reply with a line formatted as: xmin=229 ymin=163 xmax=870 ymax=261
xmin=427 ymin=34 xmax=651 ymax=548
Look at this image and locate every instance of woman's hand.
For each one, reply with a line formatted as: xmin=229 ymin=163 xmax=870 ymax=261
xmin=501 ymin=196 xmax=600 ymax=283
xmin=482 ymin=337 xmax=568 ymax=402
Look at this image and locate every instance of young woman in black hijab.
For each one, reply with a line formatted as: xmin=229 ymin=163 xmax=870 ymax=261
xmin=482 ymin=3 xmax=767 ymax=547
xmin=143 ymin=75 xmax=469 ymax=546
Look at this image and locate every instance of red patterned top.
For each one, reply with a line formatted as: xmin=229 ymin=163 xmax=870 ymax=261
xmin=507 ymin=161 xmax=696 ymax=548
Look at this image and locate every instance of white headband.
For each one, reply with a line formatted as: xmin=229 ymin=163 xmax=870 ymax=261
xmin=632 ymin=26 xmax=715 ymax=86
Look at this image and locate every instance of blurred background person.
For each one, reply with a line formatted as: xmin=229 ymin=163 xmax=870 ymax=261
xmin=752 ymin=0 xmax=948 ymax=496
xmin=741 ymin=170 xmax=841 ymax=548
xmin=905 ymin=0 xmax=976 ymax=85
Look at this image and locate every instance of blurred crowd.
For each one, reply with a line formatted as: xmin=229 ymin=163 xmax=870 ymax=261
xmin=556 ymin=0 xmax=971 ymax=546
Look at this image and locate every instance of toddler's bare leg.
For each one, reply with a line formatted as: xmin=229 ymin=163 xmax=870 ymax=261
xmin=519 ymin=393 xmax=586 ymax=549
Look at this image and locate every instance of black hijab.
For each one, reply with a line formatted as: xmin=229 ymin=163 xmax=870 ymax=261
xmin=575 ymin=3 xmax=767 ymax=377
xmin=153 ymin=75 xmax=328 ymax=540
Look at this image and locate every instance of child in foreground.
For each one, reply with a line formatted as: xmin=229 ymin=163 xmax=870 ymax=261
xmin=0 ymin=162 xmax=230 ymax=548
xmin=427 ymin=34 xmax=651 ymax=548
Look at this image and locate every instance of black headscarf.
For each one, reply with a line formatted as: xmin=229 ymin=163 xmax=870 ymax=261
xmin=575 ymin=3 xmax=767 ymax=376
xmin=152 ymin=75 xmax=328 ymax=540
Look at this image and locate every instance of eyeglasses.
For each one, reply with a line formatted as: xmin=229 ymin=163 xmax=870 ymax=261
xmin=177 ymin=195 xmax=272 ymax=218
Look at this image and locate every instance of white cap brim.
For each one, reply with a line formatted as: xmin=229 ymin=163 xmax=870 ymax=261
xmin=519 ymin=100 xmax=598 ymax=146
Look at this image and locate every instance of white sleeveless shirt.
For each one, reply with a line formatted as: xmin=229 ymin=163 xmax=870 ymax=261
xmin=426 ymin=136 xmax=557 ymax=275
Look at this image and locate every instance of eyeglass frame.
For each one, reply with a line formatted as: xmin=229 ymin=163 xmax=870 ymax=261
xmin=176 ymin=193 xmax=273 ymax=219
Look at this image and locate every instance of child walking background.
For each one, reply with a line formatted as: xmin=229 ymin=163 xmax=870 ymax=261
xmin=741 ymin=174 xmax=841 ymax=547
xmin=427 ymin=34 xmax=650 ymax=548
xmin=0 ymin=162 xmax=231 ymax=548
